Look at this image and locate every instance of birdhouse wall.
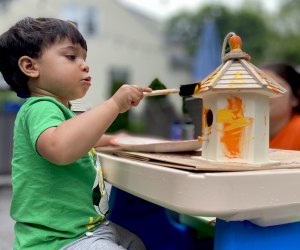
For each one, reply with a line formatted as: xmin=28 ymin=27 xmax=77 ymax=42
xmin=249 ymin=95 xmax=270 ymax=162
xmin=201 ymin=93 xmax=269 ymax=164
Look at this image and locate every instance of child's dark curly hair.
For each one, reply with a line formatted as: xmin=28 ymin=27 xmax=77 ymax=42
xmin=0 ymin=17 xmax=87 ymax=98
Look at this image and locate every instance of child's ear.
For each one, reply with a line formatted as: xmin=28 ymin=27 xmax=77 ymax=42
xmin=18 ymin=56 xmax=39 ymax=78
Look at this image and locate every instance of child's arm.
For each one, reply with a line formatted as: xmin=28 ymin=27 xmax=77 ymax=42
xmin=94 ymin=133 xmax=128 ymax=147
xmin=36 ymin=84 xmax=151 ymax=165
xmin=94 ymin=134 xmax=115 ymax=147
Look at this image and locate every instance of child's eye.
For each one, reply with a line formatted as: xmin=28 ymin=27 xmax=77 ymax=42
xmin=65 ymin=55 xmax=76 ymax=60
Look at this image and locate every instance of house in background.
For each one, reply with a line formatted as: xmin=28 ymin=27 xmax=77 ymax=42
xmin=0 ymin=0 xmax=191 ymax=174
xmin=0 ymin=0 xmax=191 ymax=113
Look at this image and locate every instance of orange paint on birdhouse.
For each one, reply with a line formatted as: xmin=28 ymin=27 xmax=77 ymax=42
xmin=194 ymin=82 xmax=201 ymax=94
xmin=216 ymin=96 xmax=252 ymax=158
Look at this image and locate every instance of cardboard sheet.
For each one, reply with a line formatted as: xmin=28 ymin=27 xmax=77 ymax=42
xmin=96 ymin=147 xmax=300 ymax=172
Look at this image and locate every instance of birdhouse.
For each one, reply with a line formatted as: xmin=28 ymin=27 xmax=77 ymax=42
xmin=193 ymin=32 xmax=286 ymax=166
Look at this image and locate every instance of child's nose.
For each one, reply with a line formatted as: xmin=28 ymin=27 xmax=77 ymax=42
xmin=82 ymin=61 xmax=89 ymax=72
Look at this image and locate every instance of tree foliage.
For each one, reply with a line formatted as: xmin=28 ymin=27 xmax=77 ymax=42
xmin=165 ymin=0 xmax=300 ymax=66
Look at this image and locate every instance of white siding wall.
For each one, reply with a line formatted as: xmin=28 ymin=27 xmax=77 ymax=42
xmin=0 ymin=0 xmax=191 ymax=112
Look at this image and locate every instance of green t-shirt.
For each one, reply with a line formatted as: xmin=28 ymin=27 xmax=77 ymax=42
xmin=10 ymin=97 xmax=109 ymax=250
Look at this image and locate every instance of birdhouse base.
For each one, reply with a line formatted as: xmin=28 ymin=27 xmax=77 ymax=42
xmin=192 ymin=156 xmax=281 ymax=168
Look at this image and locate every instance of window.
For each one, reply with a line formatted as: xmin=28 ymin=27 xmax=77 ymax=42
xmin=62 ymin=4 xmax=100 ymax=37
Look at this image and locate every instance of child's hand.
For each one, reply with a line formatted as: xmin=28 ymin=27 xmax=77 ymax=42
xmin=111 ymin=84 xmax=151 ymax=113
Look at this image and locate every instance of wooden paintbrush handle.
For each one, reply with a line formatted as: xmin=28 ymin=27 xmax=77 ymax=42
xmin=143 ymin=89 xmax=179 ymax=96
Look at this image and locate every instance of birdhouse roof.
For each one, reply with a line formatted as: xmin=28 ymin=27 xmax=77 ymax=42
xmin=193 ymin=33 xmax=286 ymax=97
xmin=193 ymin=58 xmax=286 ymax=97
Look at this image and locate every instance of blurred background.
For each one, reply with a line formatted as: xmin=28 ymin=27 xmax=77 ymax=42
xmin=0 ymin=0 xmax=299 ymax=248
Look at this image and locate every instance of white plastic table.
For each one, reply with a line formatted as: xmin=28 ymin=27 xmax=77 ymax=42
xmin=98 ymin=152 xmax=300 ymax=250
xmin=98 ymin=152 xmax=300 ymax=226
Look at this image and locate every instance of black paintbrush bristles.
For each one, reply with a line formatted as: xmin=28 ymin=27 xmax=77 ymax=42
xmin=179 ymin=82 xmax=201 ymax=97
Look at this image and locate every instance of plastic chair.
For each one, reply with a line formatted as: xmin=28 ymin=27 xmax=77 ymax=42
xmin=108 ymin=187 xmax=205 ymax=250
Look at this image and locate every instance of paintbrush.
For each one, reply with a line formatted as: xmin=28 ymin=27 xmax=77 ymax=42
xmin=179 ymin=82 xmax=201 ymax=97
xmin=143 ymin=82 xmax=200 ymax=97
xmin=143 ymin=88 xmax=179 ymax=96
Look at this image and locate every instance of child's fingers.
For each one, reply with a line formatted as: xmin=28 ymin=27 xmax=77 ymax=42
xmin=131 ymin=85 xmax=152 ymax=94
xmin=141 ymin=87 xmax=152 ymax=93
xmin=130 ymin=94 xmax=142 ymax=106
xmin=129 ymin=85 xmax=147 ymax=101
xmin=113 ymin=84 xmax=150 ymax=112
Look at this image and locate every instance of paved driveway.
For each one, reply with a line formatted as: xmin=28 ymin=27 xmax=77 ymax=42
xmin=0 ymin=184 xmax=14 ymax=250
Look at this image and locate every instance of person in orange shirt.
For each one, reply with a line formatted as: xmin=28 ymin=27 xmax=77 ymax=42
xmin=262 ymin=63 xmax=300 ymax=150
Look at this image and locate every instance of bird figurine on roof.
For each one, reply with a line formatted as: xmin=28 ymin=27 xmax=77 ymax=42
xmin=191 ymin=32 xmax=286 ymax=166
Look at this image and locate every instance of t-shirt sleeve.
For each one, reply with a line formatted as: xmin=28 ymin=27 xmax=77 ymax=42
xmin=25 ymin=100 xmax=67 ymax=153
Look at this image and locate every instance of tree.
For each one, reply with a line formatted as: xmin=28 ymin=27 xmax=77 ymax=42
xmin=164 ymin=2 xmax=293 ymax=65
xmin=264 ymin=0 xmax=300 ymax=64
